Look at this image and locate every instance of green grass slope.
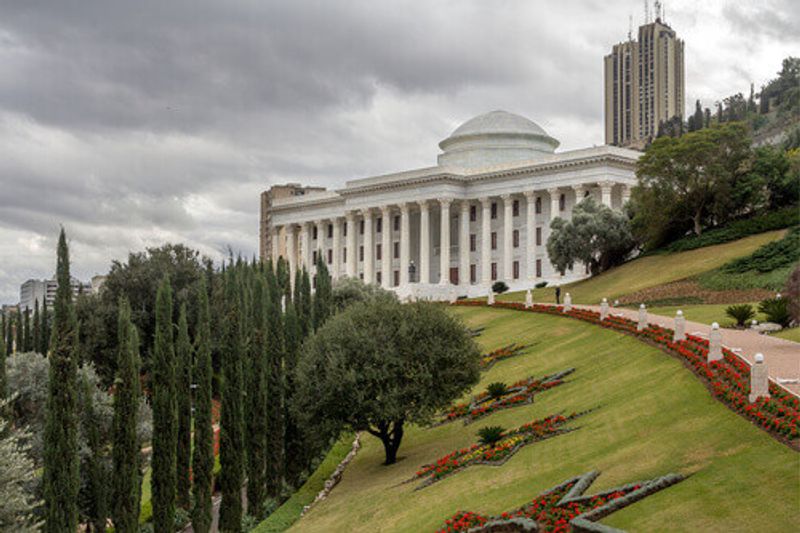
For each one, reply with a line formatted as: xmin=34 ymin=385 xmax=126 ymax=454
xmin=292 ymin=306 xmax=798 ymax=532
xmin=497 ymin=230 xmax=786 ymax=305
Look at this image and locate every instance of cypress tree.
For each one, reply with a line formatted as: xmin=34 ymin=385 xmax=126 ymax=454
xmin=276 ymin=257 xmax=290 ymax=302
xmin=282 ymin=299 xmax=304 ymax=486
xmin=41 ymin=297 xmax=50 ymax=355
xmin=5 ymin=312 xmax=13 ymax=354
xmin=0 ymin=315 xmax=6 ymax=400
xmin=693 ymin=100 xmax=704 ymax=131
xmin=292 ymin=269 xmax=303 ymax=318
xmin=192 ymin=277 xmax=214 ymax=533
xmin=312 ymin=256 xmax=332 ymax=331
xmin=81 ymin=375 xmax=107 ymax=532
xmin=33 ymin=300 xmax=41 ymax=355
xmin=265 ymin=267 xmax=285 ymax=499
xmin=111 ymin=298 xmax=142 ymax=533
xmin=22 ymin=308 xmax=32 ymax=352
xmin=219 ymin=269 xmax=245 ymax=532
xmin=152 ymin=277 xmax=177 ymax=532
xmin=245 ymin=276 xmax=269 ymax=518
xmin=43 ymin=228 xmax=80 ymax=533
xmin=175 ymin=303 xmax=193 ymax=509
xmin=299 ymin=269 xmax=312 ymax=337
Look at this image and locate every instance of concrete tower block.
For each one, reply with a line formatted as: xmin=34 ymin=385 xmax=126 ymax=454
xmin=708 ymin=322 xmax=723 ymax=362
xmin=673 ymin=310 xmax=685 ymax=342
xmin=525 ymin=289 xmax=533 ymax=309
xmin=749 ymin=353 xmax=770 ymax=403
xmin=637 ymin=303 xmax=647 ymax=331
xmin=599 ymin=298 xmax=609 ymax=321
xmin=563 ymin=292 xmax=572 ymax=312
xmin=487 ymin=290 xmax=495 ymax=306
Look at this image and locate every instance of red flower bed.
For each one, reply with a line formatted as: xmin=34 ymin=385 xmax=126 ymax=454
xmin=454 ymin=301 xmax=800 ymax=445
xmin=480 ymin=343 xmax=530 ymax=368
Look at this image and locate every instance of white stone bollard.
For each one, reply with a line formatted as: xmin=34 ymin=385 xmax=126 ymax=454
xmin=637 ymin=304 xmax=647 ymax=331
xmin=563 ymin=292 xmax=572 ymax=312
xmin=708 ymin=322 xmax=723 ymax=362
xmin=599 ymin=298 xmax=609 ymax=321
xmin=673 ymin=310 xmax=685 ymax=342
xmin=525 ymin=289 xmax=533 ymax=309
xmin=487 ymin=290 xmax=495 ymax=306
xmin=749 ymin=353 xmax=770 ymax=403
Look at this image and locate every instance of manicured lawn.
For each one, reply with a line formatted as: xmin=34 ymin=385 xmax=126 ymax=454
xmin=773 ymin=327 xmax=800 ymax=343
xmin=291 ymin=306 xmax=798 ymax=532
xmin=497 ymin=230 xmax=786 ymax=305
xmin=642 ymin=302 xmax=765 ymax=328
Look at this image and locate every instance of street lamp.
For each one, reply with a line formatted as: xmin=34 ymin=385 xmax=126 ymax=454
xmin=408 ymin=260 xmax=416 ymax=283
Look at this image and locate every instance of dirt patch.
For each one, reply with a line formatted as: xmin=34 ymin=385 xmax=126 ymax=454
xmin=618 ymin=280 xmax=774 ymax=306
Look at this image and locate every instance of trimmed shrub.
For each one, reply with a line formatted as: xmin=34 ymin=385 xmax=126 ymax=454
xmin=758 ymin=297 xmax=791 ymax=327
xmin=492 ymin=281 xmax=509 ymax=294
xmin=535 ymin=281 xmax=548 ymax=289
xmin=725 ymin=304 xmax=755 ymax=327
xmin=720 ymin=227 xmax=800 ymax=273
xmin=477 ymin=426 xmax=505 ymax=446
xmin=486 ymin=382 xmax=508 ymax=400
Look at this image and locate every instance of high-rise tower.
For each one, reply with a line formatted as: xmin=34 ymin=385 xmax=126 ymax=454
xmin=605 ymin=5 xmax=684 ymax=148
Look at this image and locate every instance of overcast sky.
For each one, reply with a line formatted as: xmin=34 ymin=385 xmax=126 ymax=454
xmin=0 ymin=0 xmax=797 ymax=304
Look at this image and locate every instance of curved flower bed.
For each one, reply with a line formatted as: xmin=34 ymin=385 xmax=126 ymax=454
xmin=454 ymin=301 xmax=800 ymax=447
xmin=413 ymin=413 xmax=585 ymax=489
xmin=442 ymin=369 xmax=576 ymax=425
xmin=480 ymin=343 xmax=531 ymax=369
xmin=437 ymin=471 xmax=684 ymax=533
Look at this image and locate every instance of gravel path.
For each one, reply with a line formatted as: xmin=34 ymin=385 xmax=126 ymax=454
xmin=578 ymin=305 xmax=800 ymax=397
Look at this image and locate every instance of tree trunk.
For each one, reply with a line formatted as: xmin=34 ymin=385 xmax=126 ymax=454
xmin=693 ymin=212 xmax=703 ymax=236
xmin=369 ymin=418 xmax=405 ymax=465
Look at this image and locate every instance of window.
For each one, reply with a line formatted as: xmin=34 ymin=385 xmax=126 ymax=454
xmin=513 ymin=230 xmax=519 ymax=248
xmin=470 ymin=205 xmax=477 ymax=222
xmin=376 ymin=271 xmax=382 ymax=284
xmin=491 ymin=202 xmax=498 ymax=219
xmin=513 ymin=261 xmax=520 ymax=279
xmin=376 ymin=244 xmax=382 ymax=260
xmin=535 ymin=197 xmax=542 ymax=214
xmin=394 ymin=215 xmax=400 ymax=232
xmin=343 ymin=223 xmax=348 ymax=237
xmin=393 ymin=241 xmax=400 ymax=259
xmin=327 ymin=249 xmax=333 ymax=264
xmin=470 ymin=264 xmax=477 ymax=283
xmin=313 ymin=226 xmax=318 ymax=240
xmin=559 ymin=194 xmax=566 ymax=211
xmin=359 ymin=220 xmax=364 ymax=235
xmin=470 ymin=234 xmax=477 ymax=252
xmin=491 ymin=262 xmax=497 ymax=280
xmin=513 ymin=200 xmax=519 ymax=217
xmin=536 ymin=227 xmax=542 ymax=246
xmin=359 ymin=245 xmax=364 ymax=261
xmin=359 ymin=273 xmax=363 ymax=280
xmin=327 ymin=224 xmax=333 ymax=239
xmin=536 ymin=259 xmax=542 ymax=277
xmin=343 ymin=247 xmax=347 ymax=263
xmin=491 ymin=232 xmax=497 ymax=250
xmin=393 ymin=270 xmax=400 ymax=286
xmin=312 ymin=275 xmax=316 ymax=290
xmin=312 ymin=250 xmax=317 ymax=263
xmin=376 ymin=217 xmax=382 ymax=233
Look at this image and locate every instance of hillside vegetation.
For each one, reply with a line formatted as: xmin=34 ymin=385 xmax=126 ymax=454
xmin=291 ymin=306 xmax=798 ymax=532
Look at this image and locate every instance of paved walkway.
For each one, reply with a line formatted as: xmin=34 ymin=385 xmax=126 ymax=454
xmin=577 ymin=305 xmax=800 ymax=397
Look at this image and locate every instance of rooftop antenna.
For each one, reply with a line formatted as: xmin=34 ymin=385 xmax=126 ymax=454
xmin=644 ymin=0 xmax=649 ymax=23
xmin=628 ymin=14 xmax=633 ymax=40
xmin=655 ymin=0 xmax=662 ymax=22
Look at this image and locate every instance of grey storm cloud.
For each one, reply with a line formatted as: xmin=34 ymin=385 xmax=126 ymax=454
xmin=0 ymin=0 xmax=797 ymax=304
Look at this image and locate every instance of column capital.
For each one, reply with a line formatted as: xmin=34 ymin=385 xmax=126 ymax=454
xmin=438 ymin=197 xmax=453 ymax=207
xmin=400 ymin=202 xmax=412 ymax=214
xmin=314 ymin=219 xmax=324 ymax=226
xmin=546 ymin=187 xmax=560 ymax=195
xmin=379 ymin=204 xmax=391 ymax=215
xmin=271 ymin=225 xmax=281 ymax=235
xmin=500 ymin=193 xmax=513 ymax=202
xmin=460 ymin=200 xmax=470 ymax=212
xmin=416 ymin=199 xmax=428 ymax=210
xmin=598 ymin=180 xmax=615 ymax=191
xmin=479 ymin=196 xmax=491 ymax=206
xmin=572 ymin=183 xmax=585 ymax=193
xmin=523 ymin=190 xmax=536 ymax=199
xmin=285 ymin=224 xmax=296 ymax=235
xmin=345 ymin=210 xmax=355 ymax=221
xmin=360 ymin=207 xmax=373 ymax=218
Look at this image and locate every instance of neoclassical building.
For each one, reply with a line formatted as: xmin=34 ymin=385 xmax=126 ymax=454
xmin=263 ymin=110 xmax=640 ymax=299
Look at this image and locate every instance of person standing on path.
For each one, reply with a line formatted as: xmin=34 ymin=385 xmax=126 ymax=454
xmin=555 ymin=286 xmax=561 ymax=304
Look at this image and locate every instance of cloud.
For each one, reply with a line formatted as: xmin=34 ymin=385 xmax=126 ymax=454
xmin=0 ymin=0 xmax=796 ymax=303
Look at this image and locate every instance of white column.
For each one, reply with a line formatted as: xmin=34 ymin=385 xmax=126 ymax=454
xmin=300 ymin=222 xmax=312 ymax=271
xmin=459 ymin=201 xmax=470 ymax=287
xmin=400 ymin=203 xmax=411 ymax=285
xmin=524 ymin=191 xmax=537 ymax=280
xmin=600 ymin=181 xmax=614 ymax=208
xmin=380 ymin=205 xmax=392 ymax=289
xmin=439 ymin=198 xmax=452 ymax=285
xmin=362 ymin=208 xmax=374 ymax=284
xmin=314 ymin=219 xmax=324 ymax=273
xmin=271 ymin=227 xmax=280 ymax=263
xmin=418 ymin=200 xmax=430 ymax=284
xmin=502 ymin=194 xmax=513 ymax=281
xmin=548 ymin=188 xmax=560 ymax=222
xmin=621 ymin=185 xmax=632 ymax=205
xmin=286 ymin=225 xmax=297 ymax=286
xmin=345 ymin=212 xmax=356 ymax=278
xmin=480 ymin=197 xmax=492 ymax=285
xmin=572 ymin=184 xmax=585 ymax=206
xmin=332 ymin=217 xmax=342 ymax=279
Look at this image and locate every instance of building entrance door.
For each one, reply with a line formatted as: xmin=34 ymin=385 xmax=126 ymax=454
xmin=450 ymin=267 xmax=459 ymax=285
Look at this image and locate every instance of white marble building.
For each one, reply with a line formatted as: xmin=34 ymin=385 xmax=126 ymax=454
xmin=267 ymin=110 xmax=640 ymax=300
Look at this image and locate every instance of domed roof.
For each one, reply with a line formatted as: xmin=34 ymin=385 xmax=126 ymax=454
xmin=449 ymin=110 xmax=550 ymax=139
xmin=438 ymin=110 xmax=559 ymax=169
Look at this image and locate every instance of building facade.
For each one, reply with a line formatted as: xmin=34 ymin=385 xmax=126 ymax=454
xmin=19 ymin=276 xmax=92 ymax=312
xmin=260 ymin=183 xmax=326 ymax=262
xmin=265 ymin=110 xmax=640 ymax=300
xmin=604 ymin=16 xmax=684 ymax=148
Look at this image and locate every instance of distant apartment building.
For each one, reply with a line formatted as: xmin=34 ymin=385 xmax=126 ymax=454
xmin=19 ymin=277 xmax=93 ymax=312
xmin=260 ymin=183 xmax=326 ymax=262
xmin=604 ymin=10 xmax=684 ymax=148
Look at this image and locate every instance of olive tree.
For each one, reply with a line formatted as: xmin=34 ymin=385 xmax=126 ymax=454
xmin=293 ymin=299 xmax=480 ymax=465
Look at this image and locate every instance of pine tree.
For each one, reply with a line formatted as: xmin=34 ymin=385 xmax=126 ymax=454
xmin=191 ymin=276 xmax=214 ymax=533
xmin=32 ymin=301 xmax=41 ymax=355
xmin=23 ymin=309 xmax=32 ymax=352
xmin=43 ymin=228 xmax=80 ymax=533
xmin=111 ymin=298 xmax=142 ymax=533
xmin=692 ymin=100 xmax=704 ymax=132
xmin=219 ymin=269 xmax=245 ymax=532
xmin=704 ymin=108 xmax=711 ymax=129
xmin=175 ymin=303 xmax=193 ymax=509
xmin=245 ymin=275 xmax=269 ymax=518
xmin=40 ymin=298 xmax=50 ymax=355
xmin=265 ymin=267 xmax=285 ymax=499
xmin=81 ymin=375 xmax=107 ymax=532
xmin=312 ymin=257 xmax=332 ymax=331
xmin=152 ymin=276 xmax=177 ymax=532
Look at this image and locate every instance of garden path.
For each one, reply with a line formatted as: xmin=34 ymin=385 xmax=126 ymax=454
xmin=577 ymin=305 xmax=800 ymax=397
